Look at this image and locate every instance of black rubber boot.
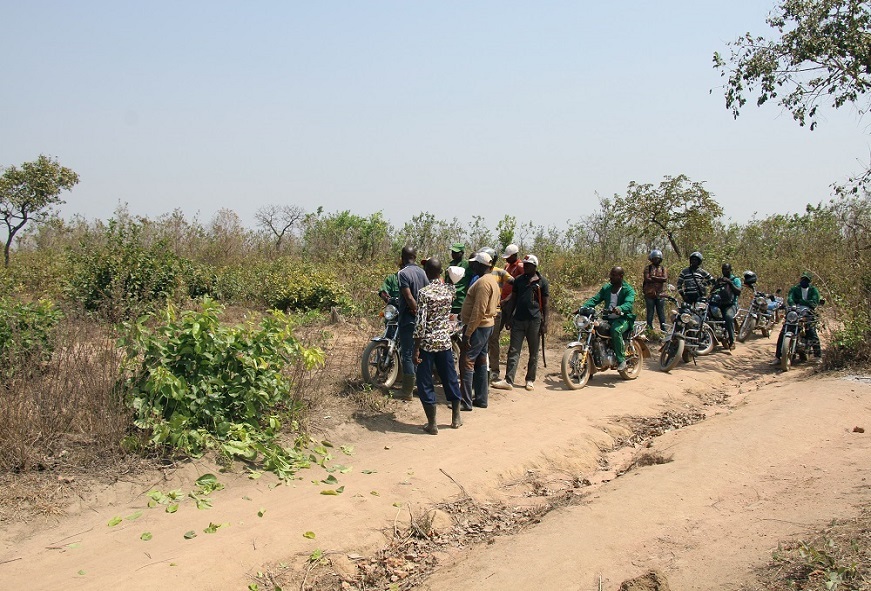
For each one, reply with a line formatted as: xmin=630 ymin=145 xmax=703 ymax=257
xmin=397 ymin=374 xmax=414 ymax=401
xmin=422 ymin=403 xmax=438 ymax=435
xmin=450 ymin=400 xmax=462 ymax=429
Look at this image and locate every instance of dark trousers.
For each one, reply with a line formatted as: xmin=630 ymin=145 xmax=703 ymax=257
xmin=398 ymin=321 xmax=416 ymax=376
xmin=645 ymin=296 xmax=666 ymax=329
xmin=776 ymin=322 xmax=821 ymax=357
xmin=461 ymin=326 xmax=493 ymax=407
xmin=416 ymin=349 xmax=462 ymax=406
xmin=488 ymin=309 xmax=502 ymax=375
xmin=505 ymin=318 xmax=541 ymax=384
xmin=718 ymin=303 xmax=738 ymax=346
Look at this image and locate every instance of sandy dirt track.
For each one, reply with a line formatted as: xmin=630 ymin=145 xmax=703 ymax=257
xmin=0 ymin=335 xmax=868 ymax=590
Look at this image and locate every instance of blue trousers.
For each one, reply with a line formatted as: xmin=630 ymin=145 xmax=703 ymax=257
xmin=398 ymin=321 xmax=416 ymax=377
xmin=462 ymin=326 xmax=493 ymax=407
xmin=415 ymin=349 xmax=462 ymax=406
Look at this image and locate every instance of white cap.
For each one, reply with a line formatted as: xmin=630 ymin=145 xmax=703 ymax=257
xmin=502 ymin=244 xmax=519 ymax=258
xmin=470 ymin=252 xmax=493 ymax=265
xmin=523 ymin=254 xmax=539 ymax=267
xmin=447 ymin=266 xmax=465 ymax=284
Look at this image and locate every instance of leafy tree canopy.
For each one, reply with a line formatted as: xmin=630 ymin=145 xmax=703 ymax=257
xmin=0 ymin=155 xmax=79 ymax=266
xmin=610 ymin=174 xmax=723 ymax=259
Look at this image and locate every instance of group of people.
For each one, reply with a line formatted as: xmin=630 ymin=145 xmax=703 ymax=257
xmin=378 ymin=243 xmax=549 ymax=434
xmin=377 ymin=244 xmax=825 ymax=434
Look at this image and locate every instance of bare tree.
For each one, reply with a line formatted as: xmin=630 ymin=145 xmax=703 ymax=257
xmin=255 ymin=204 xmax=305 ymax=251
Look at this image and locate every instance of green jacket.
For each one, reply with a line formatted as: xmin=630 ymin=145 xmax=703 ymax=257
xmin=787 ymin=284 xmax=820 ymax=308
xmin=583 ymin=281 xmax=637 ymax=322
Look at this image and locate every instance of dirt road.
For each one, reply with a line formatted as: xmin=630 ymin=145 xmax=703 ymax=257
xmin=1 ymin=335 xmax=868 ymax=590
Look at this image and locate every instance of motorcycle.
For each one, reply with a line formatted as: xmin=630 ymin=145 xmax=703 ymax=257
xmin=737 ymin=288 xmax=783 ymax=342
xmin=361 ymin=301 xmax=401 ymax=388
xmin=361 ymin=302 xmax=464 ymax=389
xmin=561 ymin=307 xmax=651 ymax=389
xmin=703 ymin=291 xmax=736 ymax=351
xmin=778 ymin=303 xmax=822 ymax=371
xmin=658 ymin=295 xmax=716 ymax=372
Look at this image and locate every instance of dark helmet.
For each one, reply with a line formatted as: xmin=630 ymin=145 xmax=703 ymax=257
xmin=743 ymin=270 xmax=757 ymax=285
xmin=689 ymin=251 xmax=703 ymax=264
xmin=722 ymin=263 xmax=732 ymax=274
xmin=648 ymin=249 xmax=663 ymax=261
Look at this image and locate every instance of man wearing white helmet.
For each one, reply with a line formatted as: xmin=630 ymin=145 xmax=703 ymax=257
xmin=489 ymin=244 xmax=523 ymax=381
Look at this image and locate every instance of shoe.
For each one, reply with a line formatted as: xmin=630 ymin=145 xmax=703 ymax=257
xmin=489 ymin=371 xmax=499 ymax=382
xmin=460 ymin=403 xmax=473 ymax=412
xmin=769 ymin=358 xmax=781 ymax=365
xmin=524 ymin=381 xmax=534 ymax=391
xmin=472 ymin=401 xmax=488 ymax=408
xmin=616 ymin=361 xmax=627 ymax=371
xmin=491 ymin=379 xmax=513 ymax=390
xmin=730 ymin=343 xmax=736 ymax=350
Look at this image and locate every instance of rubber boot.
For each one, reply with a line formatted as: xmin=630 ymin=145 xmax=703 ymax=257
xmin=472 ymin=363 xmax=488 ymax=408
xmin=422 ymin=403 xmax=438 ymax=435
xmin=451 ymin=400 xmax=462 ymax=429
xmin=398 ymin=374 xmax=414 ymax=401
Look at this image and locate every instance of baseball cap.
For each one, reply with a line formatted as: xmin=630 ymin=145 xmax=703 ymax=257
xmin=523 ymin=254 xmax=539 ymax=267
xmin=447 ymin=266 xmax=465 ymax=284
xmin=470 ymin=251 xmax=493 ymax=265
xmin=502 ymin=244 xmax=519 ymax=258
xmin=450 ymin=243 xmax=465 ymax=252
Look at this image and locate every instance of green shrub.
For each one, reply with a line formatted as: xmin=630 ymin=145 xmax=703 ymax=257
xmin=120 ymin=298 xmax=325 ymax=478
xmin=0 ymin=297 xmax=63 ymax=376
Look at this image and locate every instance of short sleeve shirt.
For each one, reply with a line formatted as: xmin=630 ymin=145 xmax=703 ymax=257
xmin=397 ymin=263 xmax=429 ymax=323
xmin=413 ymin=281 xmax=456 ymax=352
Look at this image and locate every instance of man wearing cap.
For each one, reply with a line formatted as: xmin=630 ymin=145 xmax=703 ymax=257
xmin=397 ymin=246 xmax=430 ymax=400
xmin=493 ymin=254 xmax=549 ymax=391
xmin=489 ymin=244 xmax=524 ymax=381
xmin=446 ymin=243 xmax=473 ymax=314
xmin=413 ymin=257 xmax=464 ymax=434
xmin=773 ymin=271 xmax=822 ymax=363
xmin=459 ymin=251 xmax=500 ymax=409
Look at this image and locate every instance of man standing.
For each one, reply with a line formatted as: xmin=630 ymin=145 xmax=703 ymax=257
xmin=459 ymin=252 xmax=500 ymax=409
xmin=677 ymin=251 xmax=714 ymax=304
xmin=713 ymin=263 xmax=742 ymax=350
xmin=397 ymin=246 xmax=429 ymax=401
xmin=581 ymin=267 xmax=637 ymax=371
xmin=492 ymin=254 xmax=549 ymax=391
xmin=489 ymin=244 xmax=524 ymax=381
xmin=642 ymin=249 xmax=668 ymax=331
xmin=446 ymin=243 xmax=472 ymax=314
xmin=413 ymin=258 xmax=463 ymax=434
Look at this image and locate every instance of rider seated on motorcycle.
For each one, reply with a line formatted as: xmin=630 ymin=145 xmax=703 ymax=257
xmin=713 ymin=263 xmax=742 ymax=351
xmin=773 ymin=271 xmax=822 ymax=363
xmin=581 ymin=266 xmax=636 ymax=371
xmin=676 ymin=251 xmax=714 ymax=304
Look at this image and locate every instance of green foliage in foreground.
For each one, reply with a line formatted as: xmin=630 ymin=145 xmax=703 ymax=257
xmin=0 ymin=297 xmax=62 ymax=376
xmin=120 ymin=299 xmax=325 ymax=479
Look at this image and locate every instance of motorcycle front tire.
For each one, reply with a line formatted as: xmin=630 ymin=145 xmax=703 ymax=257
xmin=361 ymin=341 xmax=400 ymax=389
xmin=659 ymin=338 xmax=684 ymax=372
xmin=561 ymin=347 xmax=593 ymax=389
xmin=779 ymin=336 xmax=792 ymax=372
xmin=737 ymin=315 xmax=755 ymax=343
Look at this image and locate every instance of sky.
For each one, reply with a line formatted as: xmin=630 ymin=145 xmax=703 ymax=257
xmin=2 ymin=1 xmax=869 ymax=232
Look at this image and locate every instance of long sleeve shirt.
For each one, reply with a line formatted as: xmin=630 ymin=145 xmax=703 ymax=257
xmin=460 ymin=273 xmax=500 ymax=334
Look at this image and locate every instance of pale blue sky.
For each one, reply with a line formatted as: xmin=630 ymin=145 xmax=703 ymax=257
xmin=2 ymin=1 xmax=868 ymax=230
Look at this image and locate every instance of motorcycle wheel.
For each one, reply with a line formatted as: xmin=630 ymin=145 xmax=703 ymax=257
xmin=779 ymin=336 xmax=792 ymax=372
xmin=361 ymin=341 xmax=400 ymax=388
xmin=561 ymin=347 xmax=593 ymax=389
xmin=618 ymin=341 xmax=643 ymax=380
xmin=697 ymin=324 xmax=716 ymax=356
xmin=737 ymin=315 xmax=755 ymax=343
xmin=659 ymin=339 xmax=684 ymax=372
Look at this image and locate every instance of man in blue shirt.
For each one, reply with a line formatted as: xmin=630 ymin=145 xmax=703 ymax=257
xmin=397 ymin=246 xmax=429 ymax=400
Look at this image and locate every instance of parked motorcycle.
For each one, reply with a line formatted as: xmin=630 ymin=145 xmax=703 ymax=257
xmin=561 ymin=307 xmax=650 ymax=389
xmin=658 ymin=295 xmax=716 ymax=372
xmin=361 ymin=302 xmax=401 ymax=388
xmin=778 ymin=303 xmax=822 ymax=371
xmin=736 ymin=271 xmax=783 ymax=342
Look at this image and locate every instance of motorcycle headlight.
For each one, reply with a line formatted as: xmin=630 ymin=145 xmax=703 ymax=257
xmin=384 ymin=305 xmax=399 ymax=321
xmin=754 ymin=296 xmax=767 ymax=307
xmin=786 ymin=310 xmax=798 ymax=323
xmin=574 ymin=314 xmax=590 ymax=330
xmin=680 ymin=312 xmax=693 ymax=324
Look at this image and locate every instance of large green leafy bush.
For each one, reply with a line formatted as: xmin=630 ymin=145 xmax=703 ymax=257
xmin=120 ymin=299 xmax=324 ymax=477
xmin=0 ymin=297 xmax=62 ymax=376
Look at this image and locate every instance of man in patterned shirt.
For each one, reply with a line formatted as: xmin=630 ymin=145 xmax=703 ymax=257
xmin=414 ymin=257 xmax=463 ymax=434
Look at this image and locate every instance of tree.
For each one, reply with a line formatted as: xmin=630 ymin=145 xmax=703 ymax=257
xmin=0 ymin=155 xmax=79 ymax=266
xmin=713 ymin=0 xmax=871 ymax=185
xmin=255 ymin=204 xmax=305 ymax=251
xmin=610 ymin=174 xmax=723 ymax=258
